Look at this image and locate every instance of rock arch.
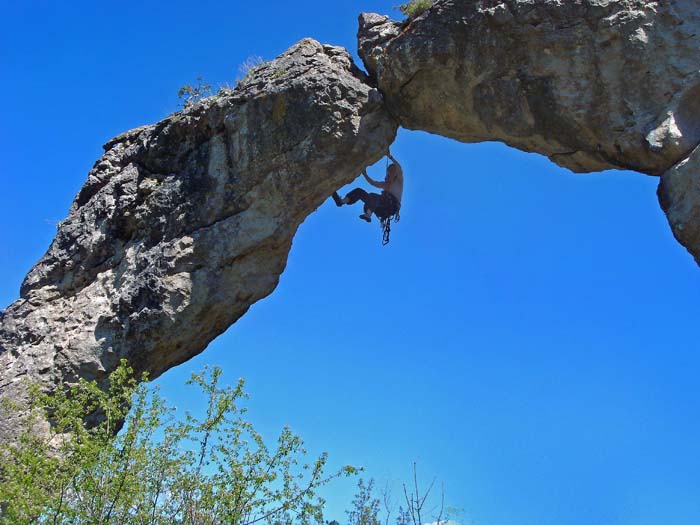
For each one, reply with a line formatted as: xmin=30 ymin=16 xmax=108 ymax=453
xmin=1 ymin=1 xmax=698 ymax=442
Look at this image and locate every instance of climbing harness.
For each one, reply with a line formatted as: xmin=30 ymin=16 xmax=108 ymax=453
xmin=378 ymin=154 xmax=400 ymax=246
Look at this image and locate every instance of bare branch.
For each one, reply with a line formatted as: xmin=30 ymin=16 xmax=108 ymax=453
xmin=382 ymin=480 xmax=393 ymax=525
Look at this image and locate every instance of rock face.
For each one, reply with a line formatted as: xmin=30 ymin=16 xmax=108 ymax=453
xmin=0 ymin=39 xmax=397 ymax=440
xmin=2 ymin=1 xmax=700 ymax=442
xmin=358 ymin=0 xmax=700 ymax=175
xmin=659 ymin=145 xmax=700 ymax=263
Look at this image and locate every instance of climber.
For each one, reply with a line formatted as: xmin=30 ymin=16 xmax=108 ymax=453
xmin=331 ymin=150 xmax=403 ymax=244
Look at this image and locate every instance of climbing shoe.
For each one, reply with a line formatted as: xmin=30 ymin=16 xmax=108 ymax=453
xmin=359 ymin=213 xmax=371 ymax=223
xmin=331 ymin=192 xmax=343 ymax=207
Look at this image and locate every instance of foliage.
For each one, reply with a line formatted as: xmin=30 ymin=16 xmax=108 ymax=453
xmin=395 ymin=0 xmax=434 ymax=20
xmin=0 ymin=361 xmax=358 ymax=524
xmin=177 ymin=76 xmax=213 ymax=107
xmin=346 ymin=479 xmax=380 ymax=525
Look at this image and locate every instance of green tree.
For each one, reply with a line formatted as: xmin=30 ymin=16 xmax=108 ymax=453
xmin=0 ymin=361 xmax=358 ymax=524
xmin=346 ymin=479 xmax=380 ymax=525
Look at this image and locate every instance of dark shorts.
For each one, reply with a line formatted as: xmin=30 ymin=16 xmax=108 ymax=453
xmin=373 ymin=192 xmax=400 ymax=219
xmin=345 ymin=188 xmax=399 ymax=219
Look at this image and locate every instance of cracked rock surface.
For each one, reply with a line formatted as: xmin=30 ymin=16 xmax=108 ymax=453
xmin=0 ymin=39 xmax=397 ymax=441
xmin=358 ymin=0 xmax=700 ymax=175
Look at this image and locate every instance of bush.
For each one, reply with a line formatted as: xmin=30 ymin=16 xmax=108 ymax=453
xmin=347 ymin=479 xmax=381 ymax=525
xmin=177 ymin=76 xmax=213 ymax=107
xmin=0 ymin=361 xmax=358 ymax=524
xmin=395 ymin=0 xmax=434 ymax=20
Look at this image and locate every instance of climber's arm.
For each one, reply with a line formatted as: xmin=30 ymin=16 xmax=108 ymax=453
xmin=387 ymin=150 xmax=402 ymax=170
xmin=362 ymin=170 xmax=387 ymax=189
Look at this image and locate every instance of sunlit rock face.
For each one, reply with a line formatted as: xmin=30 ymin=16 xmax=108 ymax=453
xmin=358 ymin=0 xmax=700 ymax=175
xmin=0 ymin=39 xmax=397 ymax=442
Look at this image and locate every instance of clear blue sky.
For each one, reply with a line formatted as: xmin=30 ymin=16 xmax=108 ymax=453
xmin=2 ymin=2 xmax=699 ymax=524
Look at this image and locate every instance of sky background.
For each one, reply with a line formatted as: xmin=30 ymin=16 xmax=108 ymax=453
xmin=2 ymin=1 xmax=699 ymax=524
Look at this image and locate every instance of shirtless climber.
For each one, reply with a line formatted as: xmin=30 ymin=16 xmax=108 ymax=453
xmin=332 ymin=151 xmax=403 ymax=221
xmin=330 ymin=151 xmax=404 ymax=244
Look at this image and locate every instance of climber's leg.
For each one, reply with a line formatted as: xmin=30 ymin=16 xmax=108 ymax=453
xmin=335 ymin=188 xmax=379 ymax=223
xmin=343 ymin=188 xmax=369 ymax=205
xmin=359 ymin=202 xmax=372 ymax=222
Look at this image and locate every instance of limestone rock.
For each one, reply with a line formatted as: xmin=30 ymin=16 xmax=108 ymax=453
xmin=0 ymin=39 xmax=397 ymax=441
xmin=358 ymin=0 xmax=700 ymax=174
xmin=3 ymin=0 xmax=700 ymax=444
xmin=659 ymin=145 xmax=700 ymax=263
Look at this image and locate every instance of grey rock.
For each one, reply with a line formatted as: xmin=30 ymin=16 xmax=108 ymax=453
xmin=0 ymin=38 xmax=397 ymax=441
xmin=358 ymin=0 xmax=700 ymax=175
xmin=3 ymin=0 xmax=700 ymax=443
xmin=658 ymin=145 xmax=700 ymax=263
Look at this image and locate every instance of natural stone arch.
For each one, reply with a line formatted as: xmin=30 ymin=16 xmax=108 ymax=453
xmin=1 ymin=0 xmax=699 ymax=442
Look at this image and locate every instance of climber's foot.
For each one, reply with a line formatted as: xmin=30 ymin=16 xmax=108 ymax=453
xmin=331 ymin=192 xmax=343 ymax=207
